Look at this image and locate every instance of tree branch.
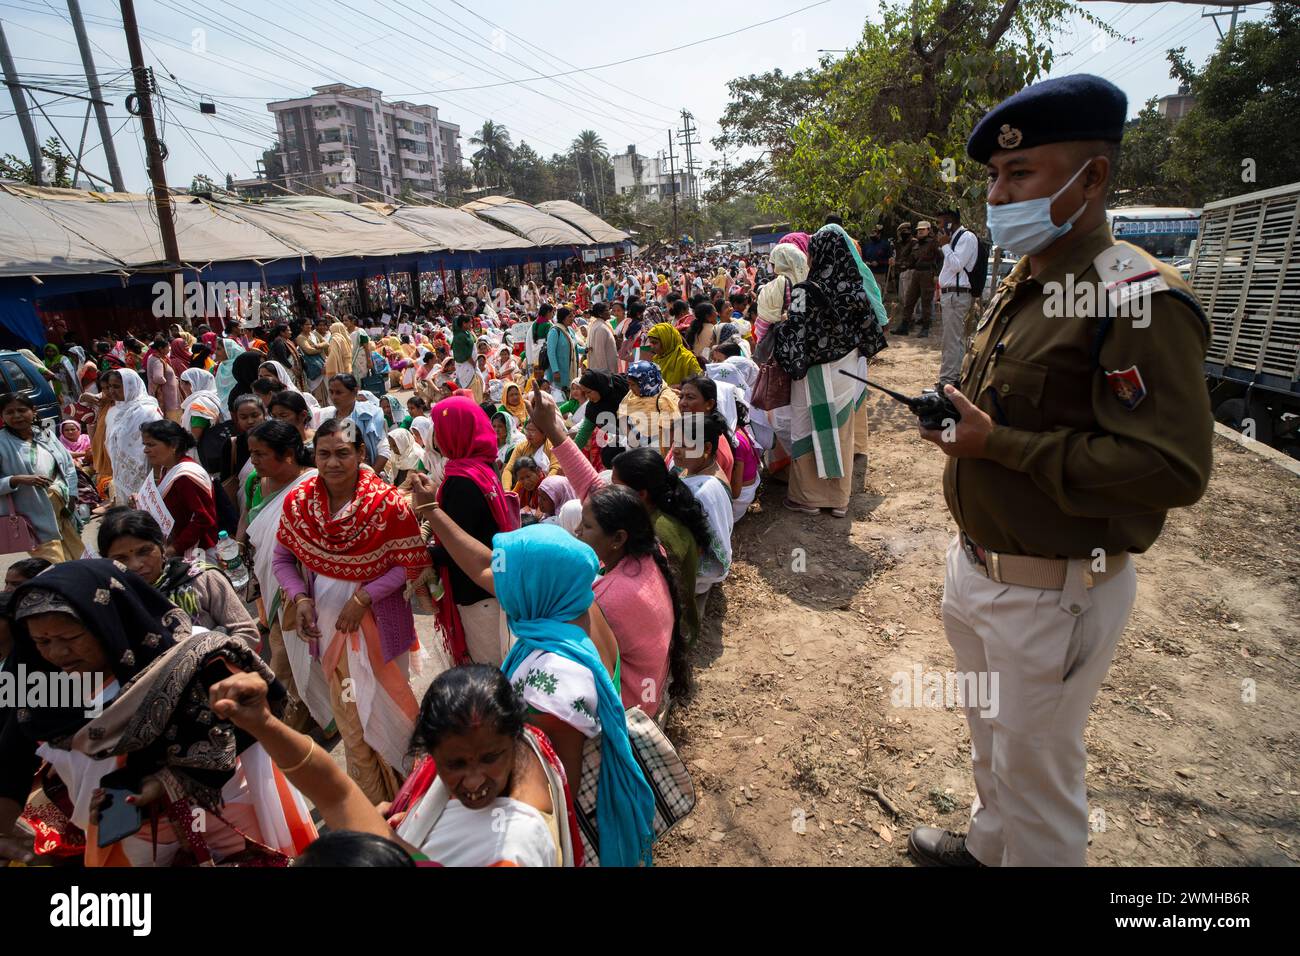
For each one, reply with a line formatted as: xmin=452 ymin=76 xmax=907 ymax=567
xmin=1077 ymin=0 xmax=1258 ymax=4
xmin=984 ymin=0 xmax=1021 ymax=49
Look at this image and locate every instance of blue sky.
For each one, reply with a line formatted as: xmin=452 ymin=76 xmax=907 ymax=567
xmin=0 ymin=0 xmax=1275 ymax=193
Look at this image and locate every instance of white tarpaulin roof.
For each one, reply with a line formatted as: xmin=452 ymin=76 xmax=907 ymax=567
xmin=535 ymin=200 xmax=630 ymax=244
xmin=212 ymin=200 xmax=433 ymax=260
xmin=26 ymin=197 xmax=307 ymax=268
xmin=0 ymin=185 xmax=607 ymax=277
xmin=0 ymin=190 xmax=124 ymax=276
xmin=391 ymin=206 xmax=533 ymax=251
xmin=460 ymin=197 xmax=595 ymax=246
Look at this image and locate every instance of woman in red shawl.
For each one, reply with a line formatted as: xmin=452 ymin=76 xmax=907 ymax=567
xmin=425 ymin=395 xmax=518 ymax=668
xmin=168 ymin=337 xmax=191 ymax=378
xmin=272 ymin=417 xmax=430 ymax=803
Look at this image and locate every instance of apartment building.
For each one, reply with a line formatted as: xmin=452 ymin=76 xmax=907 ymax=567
xmin=1156 ymin=85 xmax=1197 ymax=123
xmin=267 ymin=84 xmax=462 ymax=202
xmin=437 ymin=119 xmax=462 ymax=174
xmin=612 ymin=145 xmax=696 ymax=206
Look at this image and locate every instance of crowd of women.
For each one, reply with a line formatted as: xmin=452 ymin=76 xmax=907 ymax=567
xmin=0 ymin=219 xmax=887 ymax=867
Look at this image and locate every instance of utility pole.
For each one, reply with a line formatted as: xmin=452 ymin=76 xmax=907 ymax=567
xmin=119 ymin=0 xmax=180 ymax=264
xmin=665 ymin=130 xmax=680 ymax=243
xmin=1202 ymin=5 xmax=1240 ymax=43
xmin=676 ymin=109 xmax=702 ymax=244
xmin=68 ymin=0 xmax=125 ymax=191
xmin=0 ymin=21 xmax=44 ymax=185
xmin=676 ymin=109 xmax=702 ymax=202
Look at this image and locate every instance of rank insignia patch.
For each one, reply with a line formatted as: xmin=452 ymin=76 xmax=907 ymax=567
xmin=1106 ymin=365 xmax=1147 ymax=410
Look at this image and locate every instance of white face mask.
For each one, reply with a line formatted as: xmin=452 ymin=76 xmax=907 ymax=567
xmin=986 ymin=159 xmax=1096 ymax=257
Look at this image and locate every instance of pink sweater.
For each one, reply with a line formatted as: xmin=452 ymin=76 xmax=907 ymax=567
xmin=594 ymin=552 xmax=672 ymax=717
xmin=557 ymin=438 xmax=674 ymax=714
xmin=553 ymin=437 xmax=605 ymax=500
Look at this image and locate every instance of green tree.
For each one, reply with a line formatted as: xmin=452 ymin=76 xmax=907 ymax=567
xmin=469 ymin=120 xmax=514 ymax=189
xmin=260 ymin=142 xmax=284 ymax=180
xmin=570 ymin=130 xmax=609 ymax=214
xmin=442 ymin=161 xmax=474 ymax=202
xmin=713 ymin=0 xmax=1106 ymax=235
xmin=0 ymin=137 xmax=75 ymax=187
xmin=509 ymin=141 xmax=553 ymax=204
xmin=1112 ymin=99 xmax=1181 ymax=205
xmin=1162 ymin=5 xmax=1300 ymax=204
xmin=545 ymin=152 xmax=582 ymax=203
xmin=703 ymin=194 xmax=761 ymax=239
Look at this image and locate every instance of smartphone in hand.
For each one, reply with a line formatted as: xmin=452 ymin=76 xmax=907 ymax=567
xmin=96 ymin=787 xmax=143 ymax=847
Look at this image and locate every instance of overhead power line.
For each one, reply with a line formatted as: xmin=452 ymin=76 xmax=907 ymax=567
xmin=391 ymin=0 xmax=833 ymax=96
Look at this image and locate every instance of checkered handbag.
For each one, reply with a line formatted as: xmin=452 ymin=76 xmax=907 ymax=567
xmin=574 ymin=705 xmax=695 ymax=866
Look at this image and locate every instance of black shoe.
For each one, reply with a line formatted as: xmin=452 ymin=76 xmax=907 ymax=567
xmin=917 ymin=327 xmax=932 ymax=338
xmin=907 ymin=826 xmax=985 ymax=867
xmin=893 ymin=326 xmax=911 ymax=336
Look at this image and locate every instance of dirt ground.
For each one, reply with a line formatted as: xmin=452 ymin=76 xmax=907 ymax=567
xmin=656 ymin=333 xmax=1300 ymax=867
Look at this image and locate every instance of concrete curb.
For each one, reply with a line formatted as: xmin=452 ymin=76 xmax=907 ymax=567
xmin=1213 ymin=423 xmax=1300 ymax=479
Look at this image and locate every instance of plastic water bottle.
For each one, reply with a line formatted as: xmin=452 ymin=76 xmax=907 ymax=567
xmin=215 ymin=531 xmax=249 ymax=591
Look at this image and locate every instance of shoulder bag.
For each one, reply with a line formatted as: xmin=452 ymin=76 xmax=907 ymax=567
xmin=572 ymin=705 xmax=696 ymax=866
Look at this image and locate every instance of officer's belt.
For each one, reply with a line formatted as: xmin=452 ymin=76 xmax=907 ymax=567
xmin=940 ymin=286 xmax=971 ymax=294
xmin=960 ymin=532 xmax=1129 ymax=590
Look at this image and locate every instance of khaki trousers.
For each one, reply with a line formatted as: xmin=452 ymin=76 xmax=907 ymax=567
xmin=895 ymin=269 xmax=934 ymax=332
xmin=940 ymin=536 xmax=1136 ymax=866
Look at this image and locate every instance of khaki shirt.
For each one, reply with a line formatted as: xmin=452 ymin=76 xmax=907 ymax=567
xmin=895 ymin=237 xmax=918 ymax=272
xmin=902 ymin=236 xmax=940 ymax=273
xmin=943 ymin=222 xmax=1213 ymax=558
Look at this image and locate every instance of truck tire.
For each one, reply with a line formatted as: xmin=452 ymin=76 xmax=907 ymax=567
xmin=1214 ymin=396 xmax=1277 ymax=444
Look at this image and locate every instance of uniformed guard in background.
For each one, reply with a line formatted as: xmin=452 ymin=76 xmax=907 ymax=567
xmin=909 ymin=74 xmax=1214 ymax=867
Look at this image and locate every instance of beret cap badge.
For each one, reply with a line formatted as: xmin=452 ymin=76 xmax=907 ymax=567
xmin=997 ymin=124 xmax=1023 ymax=149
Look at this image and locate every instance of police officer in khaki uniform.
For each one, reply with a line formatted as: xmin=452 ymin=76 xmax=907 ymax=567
xmin=893 ymin=222 xmax=940 ymax=336
xmin=908 ymin=74 xmax=1213 ymax=867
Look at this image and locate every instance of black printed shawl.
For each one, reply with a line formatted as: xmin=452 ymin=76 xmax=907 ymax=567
xmin=773 ymin=228 xmax=889 ymax=380
xmin=2 ymin=559 xmax=284 ymax=809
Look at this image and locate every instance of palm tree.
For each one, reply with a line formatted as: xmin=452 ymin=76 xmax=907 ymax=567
xmin=571 ymin=130 xmax=608 ymax=214
xmin=469 ymin=120 xmax=513 ymax=190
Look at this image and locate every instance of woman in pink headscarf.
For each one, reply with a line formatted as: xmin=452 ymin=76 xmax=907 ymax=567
xmin=419 ymin=395 xmax=519 ymax=667
xmin=168 ymin=337 xmax=192 ymax=378
xmin=58 ymin=419 xmax=91 ymax=463
xmin=777 ymin=231 xmax=811 ymax=256
xmin=535 ymin=474 xmax=575 ymax=519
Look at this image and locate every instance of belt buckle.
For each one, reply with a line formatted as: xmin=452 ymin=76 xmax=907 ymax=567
xmin=961 ymin=534 xmax=997 ymax=580
xmin=986 ymin=549 xmax=1003 ymax=583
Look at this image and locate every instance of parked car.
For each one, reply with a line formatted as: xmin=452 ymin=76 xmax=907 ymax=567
xmin=0 ymin=349 xmax=61 ymax=429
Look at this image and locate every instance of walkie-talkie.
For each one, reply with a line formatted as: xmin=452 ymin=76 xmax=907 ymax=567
xmin=838 ymin=369 xmax=961 ymax=431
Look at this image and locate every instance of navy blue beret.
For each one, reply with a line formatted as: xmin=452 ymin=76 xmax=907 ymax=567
xmin=967 ymin=74 xmax=1127 ymax=163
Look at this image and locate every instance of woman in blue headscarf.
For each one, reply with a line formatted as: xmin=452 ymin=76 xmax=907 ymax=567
xmin=619 ymin=360 xmax=679 ymax=458
xmin=405 ymin=484 xmax=656 ymax=867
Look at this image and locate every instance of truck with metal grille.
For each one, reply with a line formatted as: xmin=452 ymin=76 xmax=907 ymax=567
xmin=1192 ymin=181 xmax=1300 ymax=458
